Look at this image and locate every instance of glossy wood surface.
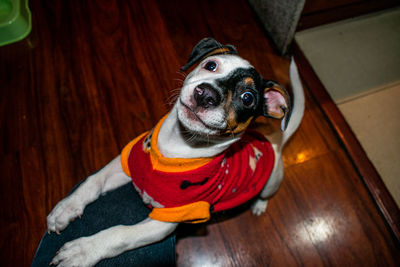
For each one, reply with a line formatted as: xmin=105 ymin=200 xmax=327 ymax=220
xmin=0 ymin=0 xmax=398 ymax=266
xmin=294 ymin=42 xmax=400 ymax=242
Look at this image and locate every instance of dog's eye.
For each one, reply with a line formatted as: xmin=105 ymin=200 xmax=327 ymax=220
xmin=204 ymin=61 xmax=218 ymax=72
xmin=240 ymin=92 xmax=255 ymax=108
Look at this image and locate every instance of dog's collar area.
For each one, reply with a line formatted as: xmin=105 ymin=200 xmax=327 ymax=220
xmin=178 ymin=120 xmax=241 ymax=148
xmin=149 ymin=114 xmax=215 ymax=173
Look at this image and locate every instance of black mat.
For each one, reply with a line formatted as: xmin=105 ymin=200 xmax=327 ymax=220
xmin=32 ymin=181 xmax=176 ymax=266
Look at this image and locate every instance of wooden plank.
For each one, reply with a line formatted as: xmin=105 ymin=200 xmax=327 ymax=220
xmin=298 ymin=0 xmax=399 ymax=30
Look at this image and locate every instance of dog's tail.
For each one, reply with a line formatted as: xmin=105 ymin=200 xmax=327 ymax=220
xmin=281 ymin=58 xmax=305 ymax=146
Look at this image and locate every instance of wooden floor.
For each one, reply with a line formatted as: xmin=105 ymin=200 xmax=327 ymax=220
xmin=0 ymin=0 xmax=398 ymax=266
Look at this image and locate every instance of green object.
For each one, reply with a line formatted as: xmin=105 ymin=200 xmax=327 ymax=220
xmin=0 ymin=0 xmax=31 ymax=46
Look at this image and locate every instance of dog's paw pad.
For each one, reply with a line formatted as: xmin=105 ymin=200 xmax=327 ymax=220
xmin=251 ymin=199 xmax=268 ymax=216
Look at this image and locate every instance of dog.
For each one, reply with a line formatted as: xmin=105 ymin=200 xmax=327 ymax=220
xmin=47 ymin=38 xmax=305 ymax=266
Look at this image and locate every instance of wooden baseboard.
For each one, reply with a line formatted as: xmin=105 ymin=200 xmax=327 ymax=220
xmin=293 ymin=41 xmax=400 ymax=243
xmin=298 ymin=0 xmax=399 ymax=31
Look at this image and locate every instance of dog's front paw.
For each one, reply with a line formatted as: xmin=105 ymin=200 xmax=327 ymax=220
xmin=50 ymin=236 xmax=100 ymax=267
xmin=47 ymin=195 xmax=84 ymax=233
xmin=251 ymin=199 xmax=268 ymax=216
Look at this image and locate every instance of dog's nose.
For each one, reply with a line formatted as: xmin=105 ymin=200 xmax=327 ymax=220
xmin=194 ymin=84 xmax=221 ymax=108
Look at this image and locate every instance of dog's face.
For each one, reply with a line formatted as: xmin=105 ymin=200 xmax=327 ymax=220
xmin=178 ymin=54 xmax=260 ymax=136
xmin=177 ymin=38 xmax=290 ymax=138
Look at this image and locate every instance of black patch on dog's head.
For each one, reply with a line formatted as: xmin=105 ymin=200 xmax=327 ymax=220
xmin=216 ymin=67 xmax=264 ymax=123
xmin=181 ymin=38 xmax=238 ymax=71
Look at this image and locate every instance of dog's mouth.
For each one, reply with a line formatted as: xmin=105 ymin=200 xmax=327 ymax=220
xmin=178 ymin=99 xmax=225 ymax=134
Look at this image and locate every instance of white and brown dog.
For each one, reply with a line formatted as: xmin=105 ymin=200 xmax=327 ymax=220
xmin=47 ymin=38 xmax=305 ymax=266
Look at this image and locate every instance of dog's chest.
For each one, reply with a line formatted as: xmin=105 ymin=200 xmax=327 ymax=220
xmin=126 ymin=130 xmax=275 ymax=213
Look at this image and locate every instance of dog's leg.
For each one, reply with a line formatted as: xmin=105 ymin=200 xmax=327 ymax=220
xmin=50 ymin=218 xmax=178 ymax=267
xmin=47 ymin=155 xmax=131 ymax=233
xmin=251 ymin=149 xmax=284 ymax=216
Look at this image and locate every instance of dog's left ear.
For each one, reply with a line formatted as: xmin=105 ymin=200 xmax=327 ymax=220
xmin=263 ymin=81 xmax=291 ymax=131
xmin=180 ymin=37 xmax=238 ymax=71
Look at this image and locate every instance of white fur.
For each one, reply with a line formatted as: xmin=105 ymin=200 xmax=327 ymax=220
xmin=47 ymin=56 xmax=304 ymax=266
xmin=158 ymin=107 xmax=241 ymax=158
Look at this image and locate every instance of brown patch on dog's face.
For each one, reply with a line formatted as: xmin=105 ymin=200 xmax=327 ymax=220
xmin=245 ymin=77 xmax=254 ymax=86
xmin=225 ymin=115 xmax=254 ymax=135
xmin=222 ymin=90 xmax=254 ymax=135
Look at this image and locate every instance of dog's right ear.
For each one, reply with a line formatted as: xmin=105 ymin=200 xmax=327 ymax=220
xmin=263 ymin=81 xmax=291 ymax=131
xmin=180 ymin=38 xmax=238 ymax=71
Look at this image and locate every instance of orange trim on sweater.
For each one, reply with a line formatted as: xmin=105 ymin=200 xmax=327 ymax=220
xmin=121 ymin=114 xmax=215 ymax=175
xmin=149 ymin=201 xmax=210 ymax=223
xmin=149 ymin=114 xmax=213 ymax=173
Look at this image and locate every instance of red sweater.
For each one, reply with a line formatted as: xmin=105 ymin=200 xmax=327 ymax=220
xmin=121 ymin=115 xmax=275 ymax=223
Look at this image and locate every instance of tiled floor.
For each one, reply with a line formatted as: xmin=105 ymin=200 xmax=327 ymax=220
xmin=295 ymin=8 xmax=400 ymax=207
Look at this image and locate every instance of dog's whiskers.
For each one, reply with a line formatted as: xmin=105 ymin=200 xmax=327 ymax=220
xmin=226 ymin=122 xmax=236 ymax=140
xmin=176 ymin=71 xmax=187 ymax=79
xmin=165 ymin=95 xmax=179 ymax=107
xmin=188 ymin=134 xmax=198 ymax=143
xmin=173 ymin=78 xmax=185 ymax=84
xmin=184 ymin=130 xmax=199 ymax=144
xmin=165 ymin=88 xmax=182 ymax=106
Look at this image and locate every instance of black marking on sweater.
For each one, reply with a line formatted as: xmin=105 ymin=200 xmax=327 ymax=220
xmin=180 ymin=177 xmax=209 ymax=190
